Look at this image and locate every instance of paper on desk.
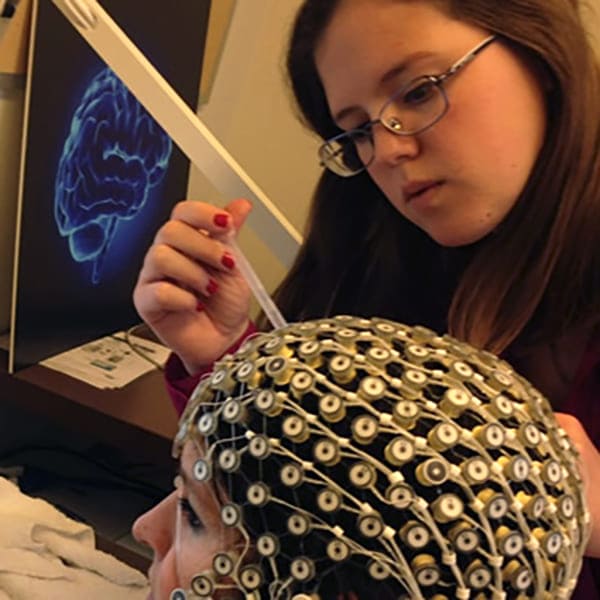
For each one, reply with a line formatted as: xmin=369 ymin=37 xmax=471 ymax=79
xmin=40 ymin=332 xmax=171 ymax=389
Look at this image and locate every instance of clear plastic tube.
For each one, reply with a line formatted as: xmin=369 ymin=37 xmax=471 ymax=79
xmin=227 ymin=235 xmax=288 ymax=331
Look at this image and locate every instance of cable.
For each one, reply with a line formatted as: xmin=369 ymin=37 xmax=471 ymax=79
xmin=119 ymin=325 xmax=166 ymax=370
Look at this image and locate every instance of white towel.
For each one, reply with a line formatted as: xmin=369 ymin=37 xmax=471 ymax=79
xmin=0 ymin=477 xmax=149 ymax=599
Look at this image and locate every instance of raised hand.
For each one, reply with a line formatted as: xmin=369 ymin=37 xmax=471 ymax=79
xmin=133 ymin=198 xmax=253 ymax=374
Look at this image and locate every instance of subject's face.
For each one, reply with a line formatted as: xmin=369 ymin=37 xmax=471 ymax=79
xmin=315 ymin=0 xmax=547 ymax=246
xmin=132 ymin=442 xmax=239 ymax=600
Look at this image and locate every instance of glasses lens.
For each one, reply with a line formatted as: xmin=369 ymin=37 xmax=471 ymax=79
xmin=380 ymin=76 xmax=447 ymax=135
xmin=319 ymin=129 xmax=372 ymax=177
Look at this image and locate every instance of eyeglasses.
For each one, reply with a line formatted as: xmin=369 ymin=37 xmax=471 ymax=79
xmin=318 ymin=35 xmax=497 ymax=177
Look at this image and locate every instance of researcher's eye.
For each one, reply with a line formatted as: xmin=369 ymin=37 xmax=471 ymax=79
xmin=179 ymin=497 xmax=204 ymax=532
xmin=402 ymin=78 xmax=437 ymax=105
xmin=348 ymin=125 xmax=373 ymax=146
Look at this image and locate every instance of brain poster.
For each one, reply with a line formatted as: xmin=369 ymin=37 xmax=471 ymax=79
xmin=11 ymin=0 xmax=211 ymax=370
xmin=54 ymin=67 xmax=173 ymax=285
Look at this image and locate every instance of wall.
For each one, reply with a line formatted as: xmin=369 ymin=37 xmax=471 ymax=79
xmin=0 ymin=0 xmax=31 ymax=74
xmin=187 ymin=0 xmax=320 ymax=313
xmin=584 ymin=1 xmax=600 ymax=56
xmin=0 ymin=76 xmax=24 ymax=333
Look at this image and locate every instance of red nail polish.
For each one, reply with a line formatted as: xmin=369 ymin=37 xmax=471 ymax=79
xmin=213 ymin=213 xmax=229 ymax=228
xmin=221 ymin=252 xmax=235 ymax=270
xmin=196 ymin=300 xmax=205 ymax=312
xmin=207 ymin=279 xmax=219 ymax=295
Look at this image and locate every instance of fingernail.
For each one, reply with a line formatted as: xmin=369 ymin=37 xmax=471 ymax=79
xmin=196 ymin=300 xmax=205 ymax=312
xmin=213 ymin=213 xmax=229 ymax=228
xmin=221 ymin=252 xmax=235 ymax=270
xmin=206 ymin=279 xmax=219 ymax=295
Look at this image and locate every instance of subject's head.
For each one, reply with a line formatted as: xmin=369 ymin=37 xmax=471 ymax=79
xmin=134 ymin=316 xmax=589 ymax=599
xmin=287 ymin=0 xmax=598 ymax=247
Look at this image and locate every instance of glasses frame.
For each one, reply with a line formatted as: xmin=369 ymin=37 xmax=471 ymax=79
xmin=319 ymin=35 xmax=498 ymax=177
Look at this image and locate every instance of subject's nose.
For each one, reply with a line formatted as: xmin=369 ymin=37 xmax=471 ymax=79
xmin=370 ymin=122 xmax=420 ymax=168
xmin=132 ymin=491 xmax=178 ymax=560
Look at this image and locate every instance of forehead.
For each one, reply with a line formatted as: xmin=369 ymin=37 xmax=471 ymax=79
xmin=179 ymin=441 xmax=226 ymax=517
xmin=179 ymin=440 xmax=206 ymax=488
xmin=315 ymin=0 xmax=484 ymax=111
xmin=316 ymin=0 xmax=455 ymax=67
xmin=181 ymin=439 xmax=202 ymax=463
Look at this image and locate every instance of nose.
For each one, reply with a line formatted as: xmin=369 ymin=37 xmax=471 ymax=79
xmin=132 ymin=491 xmax=178 ymax=560
xmin=370 ymin=122 xmax=419 ymax=167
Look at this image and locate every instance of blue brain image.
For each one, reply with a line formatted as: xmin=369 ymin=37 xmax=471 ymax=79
xmin=54 ymin=67 xmax=172 ymax=284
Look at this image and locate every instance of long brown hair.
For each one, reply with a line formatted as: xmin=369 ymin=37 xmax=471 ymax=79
xmin=263 ymin=0 xmax=600 ymax=355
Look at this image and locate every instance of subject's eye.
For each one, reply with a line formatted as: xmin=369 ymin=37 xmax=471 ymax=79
xmin=179 ymin=497 xmax=204 ymax=532
xmin=402 ymin=79 xmax=437 ymax=105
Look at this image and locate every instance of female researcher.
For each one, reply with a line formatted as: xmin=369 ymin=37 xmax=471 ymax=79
xmin=133 ymin=0 xmax=600 ymax=594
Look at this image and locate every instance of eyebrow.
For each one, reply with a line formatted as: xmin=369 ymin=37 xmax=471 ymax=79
xmin=331 ymin=50 xmax=438 ymax=124
xmin=177 ymin=458 xmax=226 ymax=524
xmin=176 ymin=463 xmax=204 ymax=500
xmin=177 ymin=458 xmax=218 ymax=496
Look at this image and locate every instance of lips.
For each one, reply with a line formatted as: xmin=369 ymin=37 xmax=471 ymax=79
xmin=402 ymin=180 xmax=443 ymax=202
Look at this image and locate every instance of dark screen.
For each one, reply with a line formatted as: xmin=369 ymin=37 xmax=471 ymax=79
xmin=12 ymin=0 xmax=211 ymax=369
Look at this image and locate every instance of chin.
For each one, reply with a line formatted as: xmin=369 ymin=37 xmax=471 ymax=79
xmin=424 ymin=224 xmax=494 ymax=248
xmin=428 ymin=232 xmax=482 ymax=248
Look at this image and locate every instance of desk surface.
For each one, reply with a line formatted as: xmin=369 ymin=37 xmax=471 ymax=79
xmin=0 ymin=355 xmax=179 ymax=459
xmin=15 ymin=363 xmax=178 ymax=439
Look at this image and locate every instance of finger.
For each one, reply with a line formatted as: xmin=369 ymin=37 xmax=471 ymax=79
xmin=223 ymin=198 xmax=253 ymax=231
xmin=134 ymin=279 xmax=199 ymax=317
xmin=139 ymin=243 xmax=219 ymax=297
xmin=154 ymin=220 xmax=237 ymax=274
xmin=171 ymin=200 xmax=237 ymax=235
xmin=554 ymin=413 xmax=586 ymax=459
xmin=554 ymin=412 xmax=580 ymax=431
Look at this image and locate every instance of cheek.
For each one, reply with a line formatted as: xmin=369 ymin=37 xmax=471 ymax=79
xmin=153 ymin=550 xmax=181 ymax=600
xmin=450 ymin=74 xmax=545 ymax=176
xmin=152 ymin=543 xmax=218 ymax=600
xmin=174 ymin=529 xmax=234 ymax=592
xmin=437 ymin=96 xmax=544 ymax=199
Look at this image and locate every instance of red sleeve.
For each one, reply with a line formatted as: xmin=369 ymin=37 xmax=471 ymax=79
xmin=563 ymin=335 xmax=600 ymax=599
xmin=566 ymin=334 xmax=600 ymax=447
xmin=165 ymin=321 xmax=258 ymax=416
